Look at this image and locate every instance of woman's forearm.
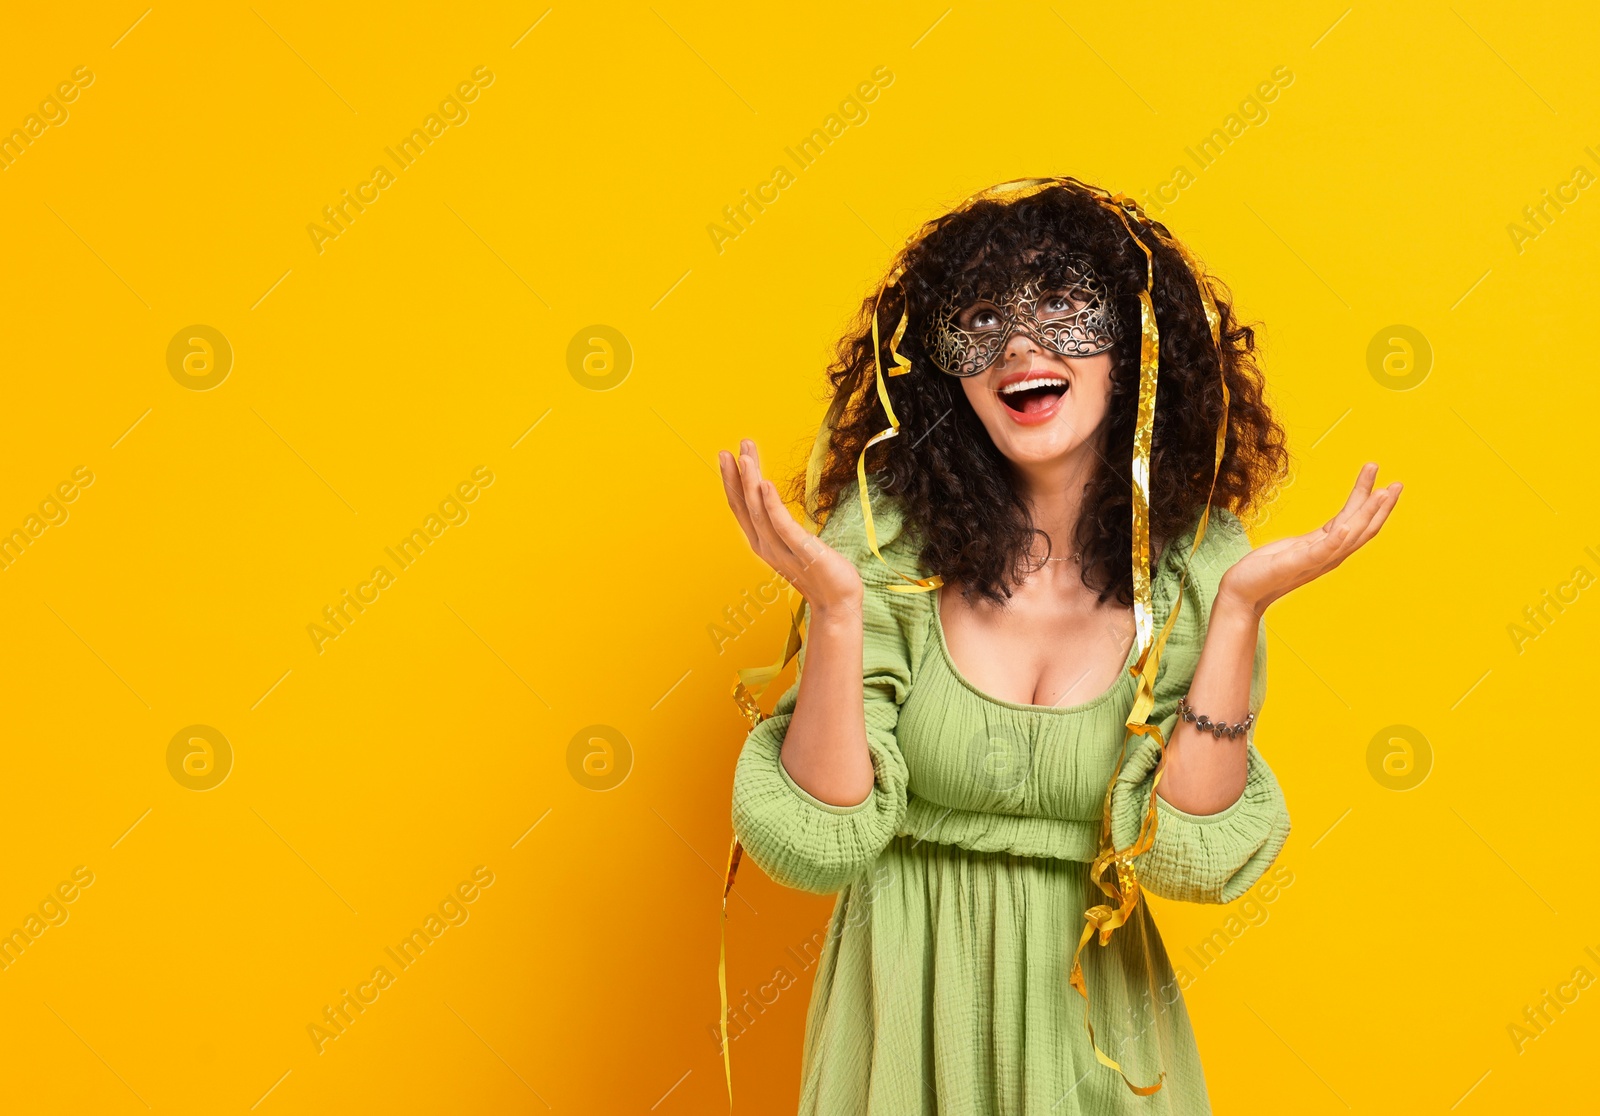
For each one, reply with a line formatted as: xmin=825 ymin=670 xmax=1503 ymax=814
xmin=1155 ymin=596 xmax=1261 ymax=815
xmin=779 ymin=602 xmax=876 ymax=807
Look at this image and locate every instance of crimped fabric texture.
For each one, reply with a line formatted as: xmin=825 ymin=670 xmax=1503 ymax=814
xmin=730 ymin=487 xmax=1288 ymax=1114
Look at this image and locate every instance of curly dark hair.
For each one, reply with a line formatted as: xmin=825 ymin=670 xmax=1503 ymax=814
xmin=790 ymin=181 xmax=1290 ymax=607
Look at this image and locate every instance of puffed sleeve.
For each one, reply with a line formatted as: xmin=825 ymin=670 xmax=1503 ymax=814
xmin=1109 ymin=509 xmax=1290 ymax=904
xmin=729 ymin=487 xmax=928 ymax=895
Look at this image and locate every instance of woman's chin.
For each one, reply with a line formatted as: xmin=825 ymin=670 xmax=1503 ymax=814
xmin=983 ymin=404 xmax=1085 ymax=454
xmin=993 ymin=429 xmax=1091 ymax=469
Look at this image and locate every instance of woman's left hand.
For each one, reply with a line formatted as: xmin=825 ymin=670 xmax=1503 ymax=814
xmin=1216 ymin=462 xmax=1402 ymax=617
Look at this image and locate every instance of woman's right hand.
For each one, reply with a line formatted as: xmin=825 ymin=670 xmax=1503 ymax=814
xmin=718 ymin=439 xmax=864 ymax=619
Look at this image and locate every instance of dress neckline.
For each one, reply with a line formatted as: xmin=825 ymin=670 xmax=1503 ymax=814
xmin=929 ymin=584 xmax=1142 ymax=716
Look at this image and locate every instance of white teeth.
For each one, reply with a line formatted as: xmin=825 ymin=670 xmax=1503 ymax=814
xmin=999 ymin=376 xmax=1068 ymax=394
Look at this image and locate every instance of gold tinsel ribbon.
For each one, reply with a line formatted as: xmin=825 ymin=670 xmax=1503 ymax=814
xmin=1067 ymin=201 xmax=1230 ymax=1096
xmin=856 ymin=267 xmax=946 ymax=596
xmin=716 ymin=833 xmax=743 ymax=1105
xmin=720 ymin=178 xmax=1230 ymax=1106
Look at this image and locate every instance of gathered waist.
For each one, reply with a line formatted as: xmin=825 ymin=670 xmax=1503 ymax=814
xmin=895 ymin=796 xmax=1103 ymax=863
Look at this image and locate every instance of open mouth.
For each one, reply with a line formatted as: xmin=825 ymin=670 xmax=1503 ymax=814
xmin=998 ymin=375 xmax=1068 ymax=415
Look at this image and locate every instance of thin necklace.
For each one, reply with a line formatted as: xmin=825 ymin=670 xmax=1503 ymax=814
xmin=1045 ymin=553 xmax=1083 ymax=563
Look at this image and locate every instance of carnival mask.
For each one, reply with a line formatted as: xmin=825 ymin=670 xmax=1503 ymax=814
xmin=921 ymin=252 xmax=1120 ymax=377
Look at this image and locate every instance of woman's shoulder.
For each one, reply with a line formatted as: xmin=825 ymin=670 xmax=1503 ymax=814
xmin=816 ymin=480 xmax=928 ymax=588
xmin=1156 ymin=504 xmax=1253 ymax=603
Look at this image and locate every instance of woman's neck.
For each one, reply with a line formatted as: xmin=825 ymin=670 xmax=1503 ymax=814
xmin=1010 ymin=438 xmax=1103 ymax=563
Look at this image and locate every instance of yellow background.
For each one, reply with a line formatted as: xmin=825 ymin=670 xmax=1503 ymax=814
xmin=1 ymin=2 xmax=1596 ymax=1112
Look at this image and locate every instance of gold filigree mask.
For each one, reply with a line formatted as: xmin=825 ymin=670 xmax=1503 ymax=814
xmin=923 ymin=253 xmax=1120 ymax=377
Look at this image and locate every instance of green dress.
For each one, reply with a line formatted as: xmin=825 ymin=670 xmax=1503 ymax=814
xmin=731 ymin=487 xmax=1288 ymax=1115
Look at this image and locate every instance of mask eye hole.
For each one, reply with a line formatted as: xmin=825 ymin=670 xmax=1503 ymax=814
xmin=957 ymin=301 xmax=1004 ymax=331
xmin=1035 ymin=287 xmax=1092 ymax=319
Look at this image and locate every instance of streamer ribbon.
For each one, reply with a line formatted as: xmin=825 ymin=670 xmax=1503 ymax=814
xmin=1067 ymin=197 xmax=1231 ymax=1096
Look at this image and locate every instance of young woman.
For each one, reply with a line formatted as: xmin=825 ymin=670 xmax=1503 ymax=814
xmin=718 ymin=179 xmax=1399 ymax=1114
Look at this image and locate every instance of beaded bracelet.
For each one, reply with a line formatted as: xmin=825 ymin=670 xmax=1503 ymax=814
xmin=1176 ymin=694 xmax=1255 ymax=740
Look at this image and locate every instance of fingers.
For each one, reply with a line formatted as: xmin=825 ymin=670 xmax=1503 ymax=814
xmin=1242 ymin=468 xmax=1403 ymax=610
xmin=720 ymin=439 xmax=818 ymax=589
xmin=1304 ymin=519 xmax=1353 ymax=563
xmin=1324 ymin=462 xmax=1379 ymax=532
xmin=736 ymin=441 xmax=773 ymax=538
xmin=718 ymin=449 xmax=759 ymax=549
xmin=719 ymin=439 xmax=790 ymax=570
xmin=1322 ymin=480 xmax=1402 ymax=567
xmin=760 ymin=479 xmax=826 ymax=576
xmin=735 ymin=441 xmax=799 ymax=574
xmin=722 ymin=446 xmax=850 ymax=606
xmin=1347 ymin=482 xmax=1402 ymax=552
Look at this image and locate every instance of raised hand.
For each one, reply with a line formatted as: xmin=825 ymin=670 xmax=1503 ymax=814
xmin=718 ymin=439 xmax=864 ymax=618
xmin=1217 ymin=462 xmax=1402 ymax=617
